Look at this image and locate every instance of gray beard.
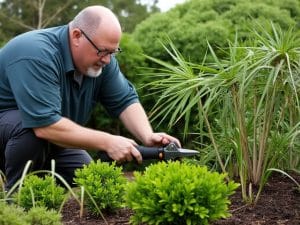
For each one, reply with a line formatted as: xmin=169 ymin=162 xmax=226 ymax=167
xmin=86 ymin=67 xmax=103 ymax=78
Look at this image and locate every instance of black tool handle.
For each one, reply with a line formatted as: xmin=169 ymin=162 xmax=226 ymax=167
xmin=137 ymin=146 xmax=164 ymax=160
xmin=97 ymin=146 xmax=164 ymax=162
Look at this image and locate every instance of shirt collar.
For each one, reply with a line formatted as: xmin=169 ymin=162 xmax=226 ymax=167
xmin=59 ymin=25 xmax=75 ymax=73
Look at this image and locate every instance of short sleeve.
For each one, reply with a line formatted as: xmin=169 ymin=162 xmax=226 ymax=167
xmin=6 ymin=58 xmax=62 ymax=128
xmin=97 ymin=57 xmax=139 ymax=117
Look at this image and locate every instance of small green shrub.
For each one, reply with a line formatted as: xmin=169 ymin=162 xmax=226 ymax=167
xmin=0 ymin=202 xmax=62 ymax=225
xmin=25 ymin=206 xmax=62 ymax=225
xmin=16 ymin=174 xmax=66 ymax=211
xmin=125 ymin=161 xmax=240 ymax=225
xmin=74 ymin=160 xmax=126 ymax=215
xmin=0 ymin=201 xmax=29 ymax=225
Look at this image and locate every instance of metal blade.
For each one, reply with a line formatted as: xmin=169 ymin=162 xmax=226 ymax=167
xmin=163 ymin=143 xmax=199 ymax=160
xmin=177 ymin=148 xmax=199 ymax=156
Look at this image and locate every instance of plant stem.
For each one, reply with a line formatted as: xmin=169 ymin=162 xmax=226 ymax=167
xmin=198 ymin=100 xmax=227 ymax=175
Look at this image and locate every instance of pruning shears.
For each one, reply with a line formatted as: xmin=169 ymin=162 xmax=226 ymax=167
xmin=97 ymin=142 xmax=199 ymax=162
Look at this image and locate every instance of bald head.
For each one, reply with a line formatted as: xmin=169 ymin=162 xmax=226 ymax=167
xmin=68 ymin=6 xmax=122 ymax=77
xmin=70 ymin=5 xmax=122 ymax=38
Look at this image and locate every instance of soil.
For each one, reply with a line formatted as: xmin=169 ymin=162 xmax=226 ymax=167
xmin=62 ymin=171 xmax=300 ymax=225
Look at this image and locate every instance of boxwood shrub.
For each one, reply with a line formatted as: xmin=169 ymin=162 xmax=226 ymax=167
xmin=0 ymin=202 xmax=62 ymax=225
xmin=0 ymin=201 xmax=28 ymax=225
xmin=74 ymin=160 xmax=126 ymax=214
xmin=125 ymin=161 xmax=239 ymax=225
xmin=16 ymin=174 xmax=66 ymax=211
xmin=26 ymin=206 xmax=62 ymax=225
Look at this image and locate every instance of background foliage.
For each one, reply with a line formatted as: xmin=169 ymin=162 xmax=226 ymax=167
xmin=0 ymin=0 xmax=159 ymax=41
xmin=133 ymin=0 xmax=300 ymax=64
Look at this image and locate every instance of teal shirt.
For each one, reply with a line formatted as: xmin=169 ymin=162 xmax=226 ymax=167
xmin=0 ymin=25 xmax=139 ymax=128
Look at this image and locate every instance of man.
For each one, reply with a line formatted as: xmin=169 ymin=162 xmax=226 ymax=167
xmin=0 ymin=5 xmax=180 ymax=189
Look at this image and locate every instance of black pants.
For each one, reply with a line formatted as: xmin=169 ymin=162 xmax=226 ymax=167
xmin=0 ymin=110 xmax=92 ymax=190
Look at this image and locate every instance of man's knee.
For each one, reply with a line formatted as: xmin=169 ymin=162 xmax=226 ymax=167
xmin=0 ymin=110 xmax=48 ymax=189
xmin=1 ymin=110 xmax=46 ymax=160
xmin=5 ymin=128 xmax=47 ymax=166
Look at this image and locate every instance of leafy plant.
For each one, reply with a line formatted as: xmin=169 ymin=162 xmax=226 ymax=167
xmin=0 ymin=201 xmax=29 ymax=225
xmin=16 ymin=174 xmax=66 ymax=211
xmin=74 ymin=160 xmax=126 ymax=215
xmin=25 ymin=206 xmax=62 ymax=225
xmin=125 ymin=161 xmax=239 ymax=225
xmin=0 ymin=202 xmax=62 ymax=225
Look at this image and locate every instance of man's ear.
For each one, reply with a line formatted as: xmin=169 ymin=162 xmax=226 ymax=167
xmin=70 ymin=28 xmax=82 ymax=46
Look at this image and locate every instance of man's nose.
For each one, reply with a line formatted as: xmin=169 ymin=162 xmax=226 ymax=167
xmin=100 ymin=54 xmax=111 ymax=65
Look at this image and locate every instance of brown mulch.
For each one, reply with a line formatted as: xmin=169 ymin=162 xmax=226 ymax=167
xmin=61 ymin=171 xmax=300 ymax=225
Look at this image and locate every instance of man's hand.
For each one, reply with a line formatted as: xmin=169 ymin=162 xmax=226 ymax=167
xmin=145 ymin=132 xmax=181 ymax=148
xmin=104 ymin=135 xmax=142 ymax=164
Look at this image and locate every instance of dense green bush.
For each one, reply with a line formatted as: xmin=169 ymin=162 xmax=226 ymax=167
xmin=0 ymin=201 xmax=28 ymax=225
xmin=117 ymin=33 xmax=146 ymax=84
xmin=74 ymin=160 xmax=126 ymax=215
xmin=125 ymin=161 xmax=239 ymax=225
xmin=0 ymin=202 xmax=62 ymax=225
xmin=16 ymin=174 xmax=66 ymax=211
xmin=133 ymin=0 xmax=300 ymax=64
xmin=25 ymin=206 xmax=62 ymax=225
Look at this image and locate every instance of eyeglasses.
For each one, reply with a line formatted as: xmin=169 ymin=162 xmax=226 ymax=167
xmin=80 ymin=29 xmax=122 ymax=57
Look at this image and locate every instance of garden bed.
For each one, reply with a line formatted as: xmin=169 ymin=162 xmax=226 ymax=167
xmin=62 ymin=172 xmax=300 ymax=225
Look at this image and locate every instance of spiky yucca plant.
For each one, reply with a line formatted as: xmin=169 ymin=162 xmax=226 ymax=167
xmin=144 ymin=22 xmax=300 ymax=203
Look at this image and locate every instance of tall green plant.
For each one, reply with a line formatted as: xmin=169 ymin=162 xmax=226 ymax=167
xmin=144 ymin=22 xmax=300 ymax=203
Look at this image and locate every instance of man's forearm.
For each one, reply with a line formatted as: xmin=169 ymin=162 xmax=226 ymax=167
xmin=33 ymin=117 xmax=112 ymax=151
xmin=33 ymin=116 xmax=143 ymax=163
xmin=119 ymin=102 xmax=154 ymax=145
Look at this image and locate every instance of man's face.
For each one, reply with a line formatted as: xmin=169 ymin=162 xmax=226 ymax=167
xmin=77 ymin=29 xmax=121 ymax=77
